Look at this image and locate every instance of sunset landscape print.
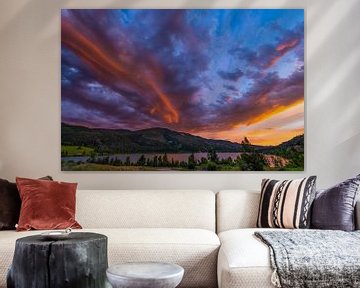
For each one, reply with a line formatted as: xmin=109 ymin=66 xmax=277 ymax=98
xmin=61 ymin=9 xmax=304 ymax=171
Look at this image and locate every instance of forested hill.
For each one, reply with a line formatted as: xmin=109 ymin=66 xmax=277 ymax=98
xmin=61 ymin=123 xmax=303 ymax=154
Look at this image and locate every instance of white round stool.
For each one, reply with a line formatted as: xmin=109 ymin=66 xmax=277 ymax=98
xmin=106 ymin=262 xmax=184 ymax=288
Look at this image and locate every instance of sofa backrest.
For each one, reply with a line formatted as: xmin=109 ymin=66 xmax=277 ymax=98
xmin=76 ymin=190 xmax=216 ymax=231
xmin=217 ymin=190 xmax=360 ymax=232
xmin=216 ymin=190 xmax=260 ymax=233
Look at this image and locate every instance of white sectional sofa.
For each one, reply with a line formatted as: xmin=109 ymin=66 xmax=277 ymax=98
xmin=216 ymin=190 xmax=274 ymax=288
xmin=1 ymin=189 xmax=359 ymax=288
xmin=0 ymin=190 xmax=220 ymax=288
xmin=216 ymin=190 xmax=360 ymax=288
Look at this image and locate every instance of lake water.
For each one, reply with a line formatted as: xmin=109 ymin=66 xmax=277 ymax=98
xmin=62 ymin=152 xmax=243 ymax=163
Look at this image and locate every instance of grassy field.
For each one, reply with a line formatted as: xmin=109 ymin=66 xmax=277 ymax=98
xmin=61 ymin=145 xmax=94 ymax=157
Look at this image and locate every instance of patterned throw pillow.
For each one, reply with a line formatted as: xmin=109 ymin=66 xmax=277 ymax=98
xmin=257 ymin=176 xmax=317 ymax=229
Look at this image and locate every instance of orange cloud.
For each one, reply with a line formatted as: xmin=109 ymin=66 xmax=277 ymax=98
xmin=243 ymin=98 xmax=304 ymax=126
xmin=61 ymin=20 xmax=179 ymax=124
xmin=240 ymin=128 xmax=304 ymax=146
xmin=193 ymin=100 xmax=304 ymax=145
xmin=267 ymin=39 xmax=300 ymax=68
xmin=276 ymin=39 xmax=299 ymax=52
xmin=147 ymin=80 xmax=179 ymax=123
xmin=197 ymin=126 xmax=303 ymax=146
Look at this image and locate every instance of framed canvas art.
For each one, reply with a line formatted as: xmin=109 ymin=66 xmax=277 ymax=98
xmin=61 ymin=9 xmax=304 ymax=171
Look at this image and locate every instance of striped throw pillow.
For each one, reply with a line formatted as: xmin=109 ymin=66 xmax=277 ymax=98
xmin=257 ymin=176 xmax=317 ymax=229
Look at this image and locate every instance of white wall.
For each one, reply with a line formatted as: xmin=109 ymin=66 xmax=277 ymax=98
xmin=0 ymin=0 xmax=359 ymax=191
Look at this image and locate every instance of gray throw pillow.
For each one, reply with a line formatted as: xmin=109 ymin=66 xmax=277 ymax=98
xmin=311 ymin=174 xmax=360 ymax=231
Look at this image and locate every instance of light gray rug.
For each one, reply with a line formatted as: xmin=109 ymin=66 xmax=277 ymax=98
xmin=255 ymin=230 xmax=360 ymax=288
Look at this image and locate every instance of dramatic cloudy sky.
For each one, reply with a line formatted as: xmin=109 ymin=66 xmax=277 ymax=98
xmin=61 ymin=9 xmax=304 ymax=145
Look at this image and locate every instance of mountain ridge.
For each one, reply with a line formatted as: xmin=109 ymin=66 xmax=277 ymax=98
xmin=61 ymin=122 xmax=304 ymax=154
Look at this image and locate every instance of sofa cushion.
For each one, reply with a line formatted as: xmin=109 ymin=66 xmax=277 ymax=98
xmin=218 ymin=228 xmax=279 ymax=288
xmin=0 ymin=228 xmax=220 ymax=288
xmin=76 ymin=190 xmax=216 ymax=231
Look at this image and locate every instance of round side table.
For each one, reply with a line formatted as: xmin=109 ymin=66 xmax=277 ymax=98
xmin=106 ymin=262 xmax=184 ymax=288
xmin=7 ymin=232 xmax=108 ymax=288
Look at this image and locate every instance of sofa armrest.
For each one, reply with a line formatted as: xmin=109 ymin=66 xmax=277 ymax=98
xmin=356 ymin=200 xmax=360 ymax=230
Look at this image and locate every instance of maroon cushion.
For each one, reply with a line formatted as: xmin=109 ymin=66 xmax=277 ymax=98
xmin=16 ymin=177 xmax=82 ymax=231
xmin=0 ymin=179 xmax=20 ymax=230
xmin=0 ymin=176 xmax=52 ymax=230
xmin=311 ymin=174 xmax=360 ymax=231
